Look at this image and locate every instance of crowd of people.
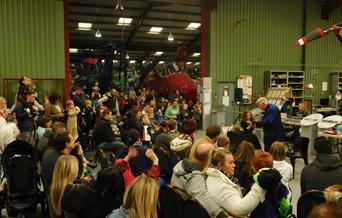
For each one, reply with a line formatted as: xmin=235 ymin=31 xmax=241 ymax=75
xmin=0 ymin=77 xmax=341 ymax=218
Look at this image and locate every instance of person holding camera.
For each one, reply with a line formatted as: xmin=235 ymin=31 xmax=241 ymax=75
xmin=15 ymin=90 xmax=39 ymax=145
xmin=93 ymin=109 xmax=126 ymax=157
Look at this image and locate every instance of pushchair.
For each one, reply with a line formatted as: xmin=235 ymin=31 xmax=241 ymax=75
xmin=0 ymin=140 xmax=46 ymax=217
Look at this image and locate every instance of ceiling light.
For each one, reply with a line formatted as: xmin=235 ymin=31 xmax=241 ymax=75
xmin=148 ymin=27 xmax=163 ymax=34
xmin=95 ymin=29 xmax=102 ymax=38
xmin=155 ymin=51 xmax=163 ymax=56
xmin=168 ymin=33 xmax=174 ymax=41
xmin=102 ymin=59 xmax=105 ymax=63
xmin=186 ymin=62 xmax=192 ymax=65
xmin=129 ymin=60 xmax=136 ymax=64
xmin=142 ymin=60 xmax=146 ymax=64
xmin=186 ymin=22 xmax=201 ymax=30
xmin=113 ymin=60 xmax=118 ymax=63
xmin=192 ymin=53 xmax=200 ymax=57
xmin=115 ymin=0 xmax=124 ymax=11
xmin=159 ymin=61 xmax=165 ymax=64
xmin=69 ymin=48 xmax=78 ymax=53
xmin=118 ymin=18 xmax=132 ymax=25
xmin=126 ymin=54 xmax=130 ymax=59
xmin=194 ymin=62 xmax=201 ymax=65
xmin=78 ymin=22 xmax=92 ymax=29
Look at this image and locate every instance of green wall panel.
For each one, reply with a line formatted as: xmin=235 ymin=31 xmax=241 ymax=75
xmin=209 ymin=0 xmax=342 ymax=106
xmin=0 ymin=0 xmax=65 ymax=79
xmin=304 ymin=1 xmax=342 ymax=103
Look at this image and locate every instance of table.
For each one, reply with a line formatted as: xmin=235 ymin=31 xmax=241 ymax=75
xmin=318 ymin=132 xmax=342 ymax=158
xmin=282 ymin=118 xmax=301 ymax=126
xmin=315 ymin=107 xmax=337 ymax=117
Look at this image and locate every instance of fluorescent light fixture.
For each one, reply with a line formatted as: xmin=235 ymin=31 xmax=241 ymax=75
xmin=154 ymin=51 xmax=163 ymax=56
xmin=194 ymin=62 xmax=201 ymax=65
xmin=186 ymin=62 xmax=192 ymax=65
xmin=148 ymin=27 xmax=163 ymax=34
xmin=95 ymin=29 xmax=102 ymax=38
xmin=192 ymin=52 xmax=201 ymax=57
xmin=129 ymin=60 xmax=136 ymax=64
xmin=118 ymin=18 xmax=132 ymax=25
xmin=78 ymin=22 xmax=92 ymax=29
xmin=77 ymin=28 xmax=92 ymax=31
xmin=113 ymin=60 xmax=118 ymax=63
xmin=159 ymin=61 xmax=165 ymax=64
xmin=168 ymin=33 xmax=174 ymax=41
xmin=69 ymin=48 xmax=78 ymax=53
xmin=186 ymin=22 xmax=201 ymax=30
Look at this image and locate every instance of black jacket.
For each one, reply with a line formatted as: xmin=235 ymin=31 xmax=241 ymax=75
xmin=16 ymin=101 xmax=36 ymax=132
xmin=93 ymin=118 xmax=116 ymax=145
xmin=62 ymin=183 xmax=99 ymax=218
xmin=300 ymin=154 xmax=342 ymax=193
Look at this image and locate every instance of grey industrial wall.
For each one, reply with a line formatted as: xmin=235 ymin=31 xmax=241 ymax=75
xmin=0 ymin=0 xmax=65 ymax=98
xmin=209 ymin=0 xmax=342 ymax=107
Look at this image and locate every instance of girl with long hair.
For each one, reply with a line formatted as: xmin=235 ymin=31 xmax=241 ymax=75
xmin=270 ymin=141 xmax=293 ymax=198
xmin=107 ymin=174 xmax=159 ymax=218
xmin=234 ymin=140 xmax=255 ymax=194
xmin=50 ymin=155 xmax=97 ymax=217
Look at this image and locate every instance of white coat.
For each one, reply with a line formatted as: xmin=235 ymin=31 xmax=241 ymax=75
xmin=273 ymin=160 xmax=293 ymax=198
xmin=206 ymin=168 xmax=266 ymax=217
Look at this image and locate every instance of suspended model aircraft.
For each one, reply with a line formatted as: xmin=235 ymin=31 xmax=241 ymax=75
xmin=296 ymin=22 xmax=342 ymax=46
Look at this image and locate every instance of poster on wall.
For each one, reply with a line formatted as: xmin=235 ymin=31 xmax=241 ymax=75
xmin=237 ymin=75 xmax=252 ymax=104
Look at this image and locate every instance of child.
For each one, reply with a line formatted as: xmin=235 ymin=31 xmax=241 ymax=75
xmin=66 ymin=100 xmax=79 ymax=140
xmin=251 ymin=151 xmax=292 ymax=218
xmin=17 ymin=76 xmax=32 ymax=102
xmin=217 ymin=135 xmax=230 ymax=151
xmin=241 ymin=111 xmax=261 ymax=150
xmin=241 ymin=111 xmax=255 ymax=133
xmin=0 ymin=97 xmax=9 ymax=119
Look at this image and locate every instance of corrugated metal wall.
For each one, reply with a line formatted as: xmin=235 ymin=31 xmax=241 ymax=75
xmin=0 ymin=0 xmax=65 ymax=79
xmin=209 ymin=0 xmax=342 ymax=106
xmin=304 ymin=1 xmax=342 ymax=103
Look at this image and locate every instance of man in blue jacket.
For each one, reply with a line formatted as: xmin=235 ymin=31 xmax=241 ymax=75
xmin=255 ymin=97 xmax=285 ymax=151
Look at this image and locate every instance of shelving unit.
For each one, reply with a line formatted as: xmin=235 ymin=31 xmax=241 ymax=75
xmin=329 ymin=72 xmax=342 ymax=107
xmin=264 ymin=71 xmax=305 ymax=107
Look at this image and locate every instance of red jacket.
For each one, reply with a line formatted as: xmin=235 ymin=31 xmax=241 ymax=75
xmin=115 ymin=159 xmax=160 ymax=188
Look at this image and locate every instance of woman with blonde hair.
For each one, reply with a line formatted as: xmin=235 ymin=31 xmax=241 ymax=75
xmin=206 ymin=148 xmax=266 ymax=217
xmin=50 ymin=155 xmax=97 ymax=218
xmin=171 ymin=143 xmax=229 ymax=217
xmin=106 ymin=174 xmax=159 ymax=218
